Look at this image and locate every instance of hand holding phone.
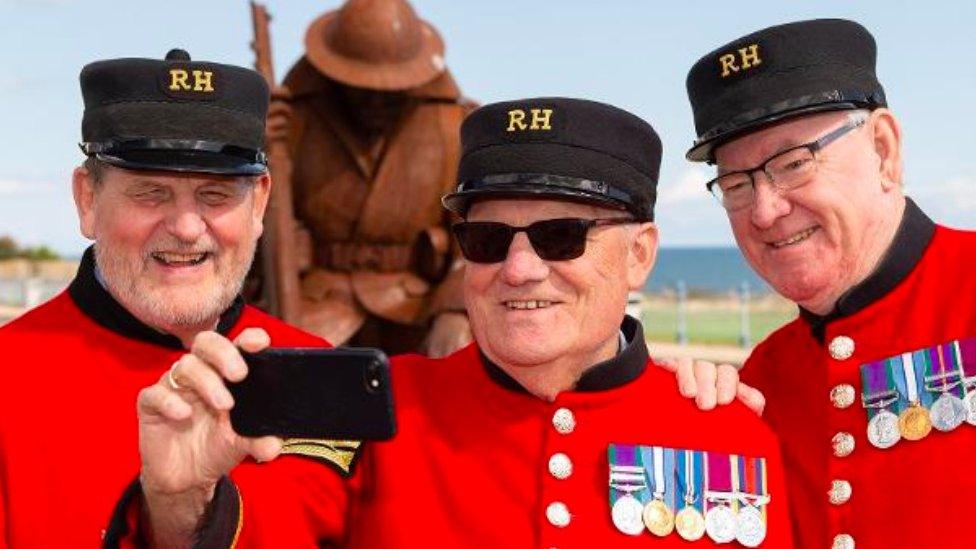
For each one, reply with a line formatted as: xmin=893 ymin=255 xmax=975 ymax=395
xmin=228 ymin=347 xmax=396 ymax=440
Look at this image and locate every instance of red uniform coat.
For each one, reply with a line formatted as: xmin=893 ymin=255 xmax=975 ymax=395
xmin=0 ymin=248 xmax=325 ymax=548
xmin=741 ymin=201 xmax=976 ymax=548
xmin=163 ymin=317 xmax=794 ymax=548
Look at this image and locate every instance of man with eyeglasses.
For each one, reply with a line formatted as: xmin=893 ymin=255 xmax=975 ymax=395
xmin=111 ymin=98 xmax=794 ymax=547
xmin=679 ymin=18 xmax=976 ymax=549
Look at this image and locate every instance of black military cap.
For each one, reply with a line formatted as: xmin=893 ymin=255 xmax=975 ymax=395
xmin=442 ymin=97 xmax=661 ymax=220
xmin=686 ymin=19 xmax=886 ymax=163
xmin=79 ymin=49 xmax=270 ymax=175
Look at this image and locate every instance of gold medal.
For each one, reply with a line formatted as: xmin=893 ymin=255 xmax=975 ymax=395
xmin=674 ymin=505 xmax=706 ymax=541
xmin=898 ymin=402 xmax=932 ymax=440
xmin=642 ymin=498 xmax=674 ymax=536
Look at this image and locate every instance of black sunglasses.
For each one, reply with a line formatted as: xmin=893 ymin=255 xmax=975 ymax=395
xmin=452 ymin=217 xmax=636 ymax=263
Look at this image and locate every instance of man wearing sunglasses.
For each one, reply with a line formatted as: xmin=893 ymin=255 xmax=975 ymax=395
xmin=678 ymin=19 xmax=976 ymax=549
xmin=116 ymin=98 xmax=794 ymax=547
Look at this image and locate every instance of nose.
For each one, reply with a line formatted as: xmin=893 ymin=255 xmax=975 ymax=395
xmin=500 ymin=232 xmax=550 ymax=286
xmin=749 ymin=173 xmax=792 ymax=230
xmin=165 ymin=200 xmax=208 ymax=243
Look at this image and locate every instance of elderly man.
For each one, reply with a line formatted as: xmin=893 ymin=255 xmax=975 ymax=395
xmin=679 ymin=19 xmax=976 ymax=549
xmin=117 ymin=98 xmax=793 ymax=548
xmin=0 ymin=50 xmax=326 ymax=546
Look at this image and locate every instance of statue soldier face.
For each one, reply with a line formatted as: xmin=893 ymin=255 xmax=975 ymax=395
xmin=73 ymin=164 xmax=270 ymax=334
xmin=462 ymin=198 xmax=657 ymax=370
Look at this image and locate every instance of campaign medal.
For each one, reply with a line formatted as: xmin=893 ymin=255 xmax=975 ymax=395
xmin=675 ymin=506 xmax=706 ymax=541
xmin=734 ymin=455 xmax=768 ymax=548
xmin=703 ymin=451 xmax=736 ymax=544
xmin=607 ymin=444 xmax=647 ymax=536
xmin=675 ymin=449 xmax=705 ymax=541
xmin=953 ymin=338 xmax=976 ymax=426
xmin=924 ymin=342 xmax=966 ymax=432
xmin=861 ymin=360 xmax=901 ymax=449
xmin=641 ymin=446 xmax=674 ymax=536
xmin=612 ymin=492 xmax=645 ymax=536
xmin=867 ymin=407 xmax=901 ymax=449
xmin=897 ymin=353 xmax=932 ymax=441
xmin=704 ymin=505 xmax=736 ymax=544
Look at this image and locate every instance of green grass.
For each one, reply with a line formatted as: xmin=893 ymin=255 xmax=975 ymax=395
xmin=641 ymin=303 xmax=797 ymax=346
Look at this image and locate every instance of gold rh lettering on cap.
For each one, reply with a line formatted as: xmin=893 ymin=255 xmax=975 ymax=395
xmin=529 ymin=108 xmax=553 ymax=130
xmin=169 ymin=69 xmax=191 ymax=90
xmin=507 ymin=109 xmax=528 ymax=132
xmin=192 ymin=70 xmax=215 ymax=92
xmin=506 ymin=108 xmax=553 ymax=132
xmin=720 ymin=44 xmax=761 ymax=77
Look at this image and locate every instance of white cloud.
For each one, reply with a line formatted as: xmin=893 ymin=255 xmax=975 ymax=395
xmin=657 ymin=166 xmax=712 ymax=206
xmin=0 ymin=179 xmax=30 ymax=195
xmin=907 ymin=174 xmax=976 ymax=229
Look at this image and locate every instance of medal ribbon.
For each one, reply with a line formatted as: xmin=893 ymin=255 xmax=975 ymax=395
xmin=608 ymin=444 xmax=646 ymax=504
xmin=705 ymin=451 xmax=733 ymax=511
xmin=676 ymin=449 xmax=705 ymax=513
xmin=957 ymin=338 xmax=976 ymax=379
xmin=729 ymin=454 xmax=740 ymax=513
xmin=924 ymin=343 xmax=964 ymax=398
xmin=861 ymin=359 xmax=895 ymax=419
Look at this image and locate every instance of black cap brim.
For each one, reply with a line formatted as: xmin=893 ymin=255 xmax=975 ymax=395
xmin=97 ymin=150 xmax=267 ymax=176
xmin=686 ymin=100 xmax=864 ymax=163
xmin=442 ymin=183 xmax=630 ymax=217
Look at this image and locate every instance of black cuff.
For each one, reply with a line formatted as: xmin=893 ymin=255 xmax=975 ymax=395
xmin=193 ymin=476 xmax=242 ymax=549
xmin=101 ymin=476 xmax=241 ymax=549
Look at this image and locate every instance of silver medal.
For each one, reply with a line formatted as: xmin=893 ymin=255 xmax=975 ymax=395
xmin=867 ymin=408 xmax=901 ymax=449
xmin=965 ymin=391 xmax=976 ymax=426
xmin=930 ymin=392 xmax=967 ymax=432
xmin=735 ymin=505 xmax=767 ymax=548
xmin=704 ymin=504 xmax=736 ymax=544
xmin=611 ymin=494 xmax=645 ymax=536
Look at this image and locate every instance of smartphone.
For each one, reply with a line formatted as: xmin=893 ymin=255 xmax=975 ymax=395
xmin=227 ymin=347 xmax=395 ymax=440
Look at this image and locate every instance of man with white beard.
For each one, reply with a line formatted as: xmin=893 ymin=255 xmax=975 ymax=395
xmin=0 ymin=49 xmax=328 ymax=546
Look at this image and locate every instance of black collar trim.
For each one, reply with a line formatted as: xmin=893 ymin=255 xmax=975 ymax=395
xmin=481 ymin=315 xmax=648 ymax=393
xmin=800 ymin=198 xmax=936 ymax=341
xmin=67 ymin=246 xmax=244 ymax=350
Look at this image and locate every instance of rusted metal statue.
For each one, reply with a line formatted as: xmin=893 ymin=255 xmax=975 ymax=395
xmin=250 ymin=0 xmax=473 ymax=356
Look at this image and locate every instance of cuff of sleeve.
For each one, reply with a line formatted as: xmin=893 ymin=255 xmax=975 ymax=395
xmin=100 ymin=476 xmax=242 ymax=549
xmin=193 ymin=476 xmax=243 ymax=549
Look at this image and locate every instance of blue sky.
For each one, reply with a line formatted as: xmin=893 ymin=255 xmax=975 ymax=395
xmin=0 ymin=0 xmax=973 ymax=256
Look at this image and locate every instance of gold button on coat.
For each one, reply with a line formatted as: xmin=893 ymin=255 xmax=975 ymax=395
xmin=831 ymin=432 xmax=855 ymax=457
xmin=548 ymin=453 xmax=573 ymax=480
xmin=829 ymin=479 xmax=852 ymax=505
xmin=546 ymin=502 xmax=571 ymax=527
xmin=552 ymin=408 xmax=576 ymax=434
xmin=830 ymin=384 xmax=856 ymax=409
xmin=832 ymin=533 xmax=855 ymax=549
xmin=828 ymin=336 xmax=855 ymax=360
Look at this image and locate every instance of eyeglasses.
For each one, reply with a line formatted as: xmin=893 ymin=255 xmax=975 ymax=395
xmin=706 ymin=113 xmax=869 ymax=211
xmin=452 ymin=217 xmax=636 ymax=263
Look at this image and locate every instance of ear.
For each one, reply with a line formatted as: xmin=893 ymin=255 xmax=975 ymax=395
xmin=626 ymin=222 xmax=658 ymax=291
xmin=72 ymin=166 xmax=97 ymax=240
xmin=869 ymin=108 xmax=903 ymax=191
xmin=251 ymin=172 xmax=272 ymax=236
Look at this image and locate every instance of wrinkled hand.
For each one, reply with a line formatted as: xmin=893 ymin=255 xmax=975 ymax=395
xmin=656 ymin=357 xmax=765 ymax=415
xmin=136 ymin=328 xmax=280 ymax=546
xmin=424 ymin=312 xmax=473 ymax=358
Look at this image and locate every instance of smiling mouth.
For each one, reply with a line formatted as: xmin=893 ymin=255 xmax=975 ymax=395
xmin=151 ymin=251 xmax=211 ymax=267
xmin=505 ymin=300 xmax=554 ymax=310
xmin=769 ymin=227 xmax=819 ymax=249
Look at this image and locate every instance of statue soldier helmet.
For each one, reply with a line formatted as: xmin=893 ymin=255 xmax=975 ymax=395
xmin=304 ymin=0 xmax=447 ymax=91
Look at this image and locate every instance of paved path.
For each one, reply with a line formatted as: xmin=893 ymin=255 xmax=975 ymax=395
xmin=647 ymin=340 xmax=750 ymax=366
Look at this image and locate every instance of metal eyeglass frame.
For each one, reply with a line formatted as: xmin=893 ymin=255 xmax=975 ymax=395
xmin=706 ymin=111 xmax=870 ymax=210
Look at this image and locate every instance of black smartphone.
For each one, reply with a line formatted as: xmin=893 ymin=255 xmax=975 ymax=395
xmin=228 ymin=347 xmax=395 ymax=440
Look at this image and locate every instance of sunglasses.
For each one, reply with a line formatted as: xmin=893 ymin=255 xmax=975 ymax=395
xmin=452 ymin=217 xmax=636 ymax=263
